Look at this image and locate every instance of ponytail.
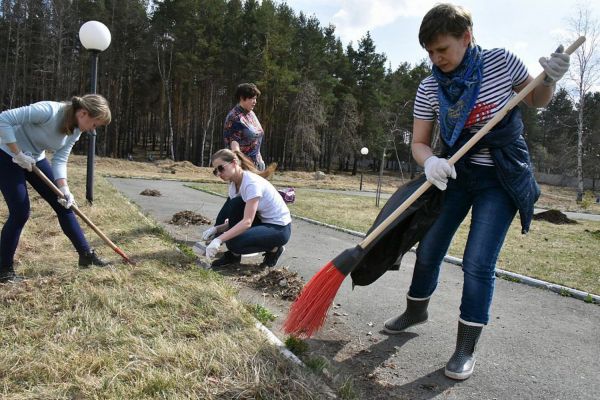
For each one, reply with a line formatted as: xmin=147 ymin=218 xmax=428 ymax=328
xmin=61 ymin=94 xmax=111 ymax=135
xmin=211 ymin=149 xmax=277 ymax=179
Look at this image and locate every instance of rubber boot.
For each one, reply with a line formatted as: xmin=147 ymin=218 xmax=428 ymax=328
xmin=383 ymin=295 xmax=430 ymax=334
xmin=79 ymin=249 xmax=110 ymax=268
xmin=445 ymin=319 xmax=484 ymax=380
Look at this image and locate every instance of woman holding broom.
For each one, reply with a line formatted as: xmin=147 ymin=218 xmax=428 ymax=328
xmin=201 ymin=149 xmax=291 ymax=269
xmin=382 ymin=4 xmax=569 ymax=380
xmin=0 ymin=95 xmax=112 ymax=283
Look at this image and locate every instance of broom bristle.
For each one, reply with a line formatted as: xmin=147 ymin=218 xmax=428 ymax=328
xmin=283 ymin=261 xmax=346 ymax=338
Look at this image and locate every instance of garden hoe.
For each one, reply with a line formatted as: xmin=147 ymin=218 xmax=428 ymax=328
xmin=32 ymin=165 xmax=135 ymax=265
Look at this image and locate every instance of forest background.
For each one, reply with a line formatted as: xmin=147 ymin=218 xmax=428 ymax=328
xmin=1 ymin=0 xmax=599 ymax=195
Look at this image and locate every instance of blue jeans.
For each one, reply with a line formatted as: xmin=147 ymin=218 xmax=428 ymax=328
xmin=217 ymin=197 xmax=291 ymax=254
xmin=408 ymin=163 xmax=517 ymax=324
xmin=0 ymin=151 xmax=90 ymax=270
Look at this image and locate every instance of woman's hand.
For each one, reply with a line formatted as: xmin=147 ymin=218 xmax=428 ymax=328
xmin=205 ymin=238 xmax=223 ymax=258
xmin=12 ymin=151 xmax=35 ymax=171
xmin=58 ymin=185 xmax=76 ymax=209
xmin=424 ymin=156 xmax=456 ymax=190
xmin=539 ymin=45 xmax=570 ymax=86
xmin=202 ymin=226 xmax=217 ymax=241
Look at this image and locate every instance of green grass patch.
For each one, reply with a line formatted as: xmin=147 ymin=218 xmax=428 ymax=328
xmin=500 ymin=275 xmax=522 ymax=283
xmin=247 ymin=303 xmax=276 ymax=326
xmin=305 ymin=356 xmax=329 ymax=373
xmin=337 ymin=377 xmax=359 ymax=399
xmin=584 ymin=294 xmax=595 ymax=304
xmin=285 ymin=336 xmax=309 ymax=357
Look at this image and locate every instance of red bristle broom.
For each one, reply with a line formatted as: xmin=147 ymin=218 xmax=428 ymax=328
xmin=284 ymin=37 xmax=586 ymax=338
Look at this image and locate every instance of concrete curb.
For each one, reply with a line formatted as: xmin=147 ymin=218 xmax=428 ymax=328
xmin=255 ymin=322 xmax=304 ymax=366
xmin=189 ymin=185 xmax=599 ymax=305
xmin=443 ymin=255 xmax=600 ymax=304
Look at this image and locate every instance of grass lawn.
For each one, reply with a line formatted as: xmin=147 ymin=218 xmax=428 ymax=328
xmin=0 ymin=161 xmax=331 ymax=399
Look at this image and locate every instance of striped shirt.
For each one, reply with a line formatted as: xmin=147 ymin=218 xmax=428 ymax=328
xmin=414 ymin=48 xmax=529 ymax=166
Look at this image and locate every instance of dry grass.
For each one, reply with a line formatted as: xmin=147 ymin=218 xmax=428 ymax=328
xmin=450 ymin=214 xmax=600 ymax=295
xmin=87 ymin=155 xmax=404 ymax=193
xmin=92 ymin=154 xmax=600 ymax=212
xmin=0 ymin=162 xmax=331 ymax=399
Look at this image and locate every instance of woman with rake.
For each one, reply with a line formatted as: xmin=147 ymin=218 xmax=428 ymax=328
xmin=201 ymin=149 xmax=291 ymax=269
xmin=0 ymin=95 xmax=112 ymax=283
xmin=382 ymin=3 xmax=570 ymax=380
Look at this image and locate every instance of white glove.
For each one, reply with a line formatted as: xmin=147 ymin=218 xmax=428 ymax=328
xmin=12 ymin=151 xmax=35 ymax=171
xmin=539 ymin=45 xmax=569 ymax=85
xmin=424 ymin=156 xmax=456 ymax=191
xmin=192 ymin=241 xmax=207 ymax=256
xmin=201 ymin=226 xmax=217 ymax=241
xmin=58 ymin=185 xmax=75 ymax=209
xmin=205 ymin=238 xmax=222 ymax=258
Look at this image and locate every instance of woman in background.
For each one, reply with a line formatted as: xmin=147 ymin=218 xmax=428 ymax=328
xmin=223 ymin=83 xmax=266 ymax=171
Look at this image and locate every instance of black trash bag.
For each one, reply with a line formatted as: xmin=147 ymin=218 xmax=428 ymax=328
xmin=350 ymin=175 xmax=444 ymax=287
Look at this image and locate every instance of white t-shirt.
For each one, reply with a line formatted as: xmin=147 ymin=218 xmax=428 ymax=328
xmin=228 ymin=171 xmax=292 ymax=226
xmin=414 ymin=48 xmax=529 ymax=166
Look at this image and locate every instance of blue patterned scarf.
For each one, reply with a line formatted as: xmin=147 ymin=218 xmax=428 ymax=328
xmin=432 ymin=45 xmax=484 ymax=147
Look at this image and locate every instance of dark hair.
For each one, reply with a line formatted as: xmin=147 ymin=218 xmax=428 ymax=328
xmin=211 ymin=149 xmax=276 ymax=179
xmin=418 ymin=3 xmax=473 ymax=48
xmin=62 ymin=94 xmax=111 ymax=135
xmin=235 ymin=83 xmax=261 ymax=101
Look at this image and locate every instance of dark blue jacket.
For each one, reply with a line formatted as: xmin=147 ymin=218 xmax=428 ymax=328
xmin=447 ymin=108 xmax=540 ymax=233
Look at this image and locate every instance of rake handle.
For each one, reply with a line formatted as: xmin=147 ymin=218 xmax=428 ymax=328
xmin=360 ymin=36 xmax=586 ymax=250
xmin=32 ymin=165 xmax=132 ymax=263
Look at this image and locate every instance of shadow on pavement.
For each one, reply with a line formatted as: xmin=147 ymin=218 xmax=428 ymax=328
xmin=307 ymin=332 xmax=458 ymax=399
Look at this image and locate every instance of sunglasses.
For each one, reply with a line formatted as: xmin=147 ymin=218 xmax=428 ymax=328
xmin=213 ymin=161 xmax=232 ymax=176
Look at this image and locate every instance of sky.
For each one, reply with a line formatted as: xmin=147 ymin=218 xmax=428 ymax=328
xmin=282 ymin=0 xmax=599 ymax=77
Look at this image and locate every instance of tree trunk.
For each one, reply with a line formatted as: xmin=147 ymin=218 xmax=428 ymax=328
xmin=576 ymin=91 xmax=585 ymax=202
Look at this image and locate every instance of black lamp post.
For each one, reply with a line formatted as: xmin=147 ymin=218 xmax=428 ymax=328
xmin=79 ymin=21 xmax=111 ymax=204
xmin=359 ymin=147 xmax=369 ymax=191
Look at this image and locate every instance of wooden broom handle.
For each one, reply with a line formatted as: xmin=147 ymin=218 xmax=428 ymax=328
xmin=360 ymin=36 xmax=586 ymax=250
xmin=32 ymin=165 xmax=126 ymax=257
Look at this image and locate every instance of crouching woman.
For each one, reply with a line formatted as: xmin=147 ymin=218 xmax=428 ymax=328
xmin=203 ymin=149 xmax=291 ymax=268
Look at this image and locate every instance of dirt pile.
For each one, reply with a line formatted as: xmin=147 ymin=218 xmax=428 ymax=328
xmin=585 ymin=229 xmax=600 ymax=240
xmin=169 ymin=211 xmax=211 ymax=226
xmin=140 ymin=189 xmax=161 ymax=196
xmin=240 ymin=267 xmax=304 ymax=300
xmin=533 ymin=209 xmax=577 ymax=224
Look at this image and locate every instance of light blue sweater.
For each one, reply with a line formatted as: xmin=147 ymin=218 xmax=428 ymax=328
xmin=0 ymin=101 xmax=82 ymax=180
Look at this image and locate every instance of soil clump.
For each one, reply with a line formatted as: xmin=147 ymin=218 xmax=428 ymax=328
xmin=140 ymin=189 xmax=162 ymax=196
xmin=533 ymin=209 xmax=577 ymax=224
xmin=169 ymin=210 xmax=211 ymax=226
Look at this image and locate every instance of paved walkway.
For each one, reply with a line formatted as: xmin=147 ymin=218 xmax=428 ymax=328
xmin=109 ymin=177 xmax=600 ymax=400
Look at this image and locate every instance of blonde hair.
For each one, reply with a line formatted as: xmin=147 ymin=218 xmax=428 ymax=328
xmin=211 ymin=149 xmax=276 ymax=179
xmin=62 ymin=94 xmax=111 ymax=134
